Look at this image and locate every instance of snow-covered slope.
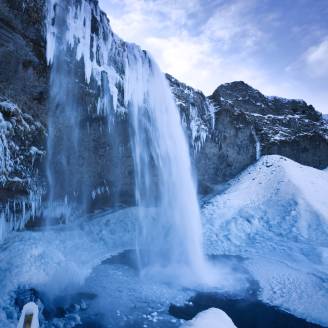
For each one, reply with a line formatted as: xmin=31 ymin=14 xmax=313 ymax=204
xmin=202 ymin=155 xmax=328 ymax=325
xmin=203 ymin=155 xmax=328 ymax=254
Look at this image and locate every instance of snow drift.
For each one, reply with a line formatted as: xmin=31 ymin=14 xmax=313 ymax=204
xmin=202 ymin=155 xmax=328 ymax=325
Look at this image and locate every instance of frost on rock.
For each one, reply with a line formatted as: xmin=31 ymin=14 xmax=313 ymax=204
xmin=251 ymin=129 xmax=261 ymax=160
xmin=202 ymin=155 xmax=328 ymax=325
xmin=0 ymin=111 xmax=12 ymax=184
xmin=166 ymin=74 xmax=217 ymax=153
xmin=0 ymin=98 xmax=45 ymax=242
xmin=0 ymin=190 xmax=43 ymax=243
xmin=210 ymin=81 xmax=328 ymax=166
xmin=181 ymin=308 xmax=237 ymax=328
xmin=189 ymin=105 xmax=209 ymax=152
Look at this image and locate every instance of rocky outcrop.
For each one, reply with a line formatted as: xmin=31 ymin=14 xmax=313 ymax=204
xmin=211 ymin=81 xmax=328 ymax=169
xmin=0 ymin=0 xmax=47 ymax=231
xmin=0 ymin=0 xmax=47 ymax=129
xmin=0 ymin=0 xmax=48 ymax=192
xmin=168 ymin=77 xmax=328 ymax=193
xmin=0 ymin=98 xmax=45 ymax=197
xmin=167 ymin=75 xmax=258 ymax=193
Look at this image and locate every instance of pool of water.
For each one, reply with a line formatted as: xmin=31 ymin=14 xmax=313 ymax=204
xmin=12 ymin=251 xmax=327 ymax=328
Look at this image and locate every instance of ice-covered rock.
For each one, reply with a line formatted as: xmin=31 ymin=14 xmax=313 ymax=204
xmin=0 ymin=98 xmax=45 ymax=241
xmin=167 ymin=75 xmax=258 ymax=193
xmin=0 ymin=0 xmax=327 ymax=227
xmin=17 ymin=302 xmax=39 ymax=328
xmin=169 ymin=77 xmax=328 ymax=193
xmin=181 ymin=308 xmax=237 ymax=328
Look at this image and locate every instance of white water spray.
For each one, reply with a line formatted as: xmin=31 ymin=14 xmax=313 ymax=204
xmin=124 ymin=46 xmax=213 ymax=282
xmin=46 ymin=0 xmax=214 ymax=284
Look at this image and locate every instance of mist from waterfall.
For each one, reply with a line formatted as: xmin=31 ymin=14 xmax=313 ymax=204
xmin=124 ymin=47 xmax=212 ymax=282
xmin=46 ymin=0 xmax=213 ymax=283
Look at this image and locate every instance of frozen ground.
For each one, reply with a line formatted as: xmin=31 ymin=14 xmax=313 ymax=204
xmin=0 ymin=208 xmax=248 ymax=327
xmin=202 ymin=155 xmax=328 ymax=326
xmin=0 ymin=155 xmax=328 ymax=327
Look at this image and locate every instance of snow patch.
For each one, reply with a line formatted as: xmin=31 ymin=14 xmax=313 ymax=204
xmin=181 ymin=308 xmax=237 ymax=328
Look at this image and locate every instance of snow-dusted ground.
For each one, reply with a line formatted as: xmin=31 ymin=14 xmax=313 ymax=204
xmin=0 ymin=208 xmax=138 ymax=327
xmin=1 ymin=155 xmax=328 ymax=326
xmin=202 ymin=155 xmax=328 ymax=326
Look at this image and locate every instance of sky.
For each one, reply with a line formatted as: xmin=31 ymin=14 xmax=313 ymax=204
xmin=99 ymin=0 xmax=328 ymax=113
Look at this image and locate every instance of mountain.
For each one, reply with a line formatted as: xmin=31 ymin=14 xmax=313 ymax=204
xmin=211 ymin=81 xmax=328 ymax=169
xmin=167 ymin=76 xmax=328 ymax=193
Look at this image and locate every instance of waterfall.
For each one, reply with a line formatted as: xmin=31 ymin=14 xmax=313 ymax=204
xmin=46 ymin=0 xmax=213 ymax=283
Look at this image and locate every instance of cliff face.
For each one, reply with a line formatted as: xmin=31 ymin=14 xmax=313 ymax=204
xmin=0 ymin=0 xmax=47 ymax=191
xmin=167 ymin=74 xmax=258 ymax=193
xmin=0 ymin=0 xmax=47 ymax=231
xmin=0 ymin=0 xmax=327 ymax=230
xmin=168 ymin=76 xmax=328 ymax=192
xmin=211 ymin=81 xmax=328 ymax=169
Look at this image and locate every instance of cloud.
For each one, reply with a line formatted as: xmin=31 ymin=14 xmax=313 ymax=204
xmin=200 ymin=0 xmax=264 ymax=51
xmin=100 ymin=0 xmax=270 ymax=94
xmin=304 ymin=38 xmax=328 ymax=77
xmin=99 ymin=0 xmax=328 ymax=113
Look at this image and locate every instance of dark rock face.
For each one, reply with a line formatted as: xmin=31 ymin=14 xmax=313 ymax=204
xmin=167 ymin=78 xmax=328 ymax=193
xmin=0 ymin=0 xmax=47 ymax=123
xmin=195 ymin=108 xmax=257 ymax=193
xmin=0 ymin=0 xmax=48 ymax=192
xmin=211 ymin=81 xmax=328 ymax=169
xmin=0 ymin=0 xmax=47 ymax=227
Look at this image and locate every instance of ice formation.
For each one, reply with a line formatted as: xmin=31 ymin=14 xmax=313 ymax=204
xmin=0 ymin=99 xmax=44 ymax=242
xmin=17 ymin=302 xmax=39 ymax=328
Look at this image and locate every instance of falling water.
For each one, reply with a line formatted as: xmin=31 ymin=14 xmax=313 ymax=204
xmin=46 ymin=0 xmax=213 ymax=283
xmin=46 ymin=0 xmax=83 ymax=222
xmin=124 ymin=48 xmax=212 ymax=282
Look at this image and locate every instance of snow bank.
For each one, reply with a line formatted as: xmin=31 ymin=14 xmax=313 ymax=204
xmin=203 ymin=155 xmax=328 ymax=256
xmin=181 ymin=308 xmax=237 ymax=328
xmin=202 ymin=155 xmax=328 ymax=325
